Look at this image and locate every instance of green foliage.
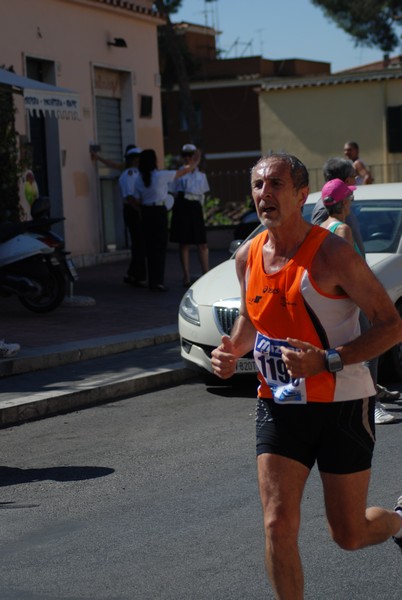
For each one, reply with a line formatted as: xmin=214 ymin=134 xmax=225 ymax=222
xmin=204 ymin=196 xmax=234 ymax=226
xmin=0 ymin=86 xmax=24 ymax=222
xmin=164 ymin=153 xmax=176 ymax=169
xmin=153 ymin=0 xmax=183 ymax=14
xmin=312 ymin=0 xmax=402 ymax=52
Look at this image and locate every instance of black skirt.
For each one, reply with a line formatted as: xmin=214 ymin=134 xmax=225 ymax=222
xmin=170 ymin=194 xmax=207 ymax=244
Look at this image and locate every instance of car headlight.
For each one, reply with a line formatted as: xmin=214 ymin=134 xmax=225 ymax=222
xmin=179 ymin=289 xmax=200 ymax=326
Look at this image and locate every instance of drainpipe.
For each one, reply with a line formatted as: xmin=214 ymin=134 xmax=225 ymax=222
xmin=381 ymin=78 xmax=389 ymax=182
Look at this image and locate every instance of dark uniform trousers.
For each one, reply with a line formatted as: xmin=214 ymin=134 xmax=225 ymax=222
xmin=123 ymin=203 xmax=147 ymax=282
xmin=141 ymin=205 xmax=168 ymax=287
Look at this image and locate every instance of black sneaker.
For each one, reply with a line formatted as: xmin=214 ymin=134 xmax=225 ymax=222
xmin=376 ymin=384 xmax=401 ymax=402
xmin=393 ymin=495 xmax=402 ymax=553
xmin=124 ymin=276 xmax=147 ymax=288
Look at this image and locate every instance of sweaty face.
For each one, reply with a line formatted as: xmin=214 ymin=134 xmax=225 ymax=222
xmin=251 ymin=159 xmax=306 ymax=228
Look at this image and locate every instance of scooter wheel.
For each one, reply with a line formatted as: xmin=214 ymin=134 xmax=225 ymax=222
xmin=19 ymin=264 xmax=66 ymax=313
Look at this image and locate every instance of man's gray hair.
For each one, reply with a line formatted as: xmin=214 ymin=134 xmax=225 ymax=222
xmin=253 ymin=152 xmax=309 ymax=190
xmin=323 ymin=157 xmax=355 ymax=182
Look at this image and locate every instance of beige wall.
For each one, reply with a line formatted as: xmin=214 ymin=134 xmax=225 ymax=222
xmin=259 ymin=78 xmax=402 ymax=191
xmin=0 ymin=0 xmax=164 ymax=260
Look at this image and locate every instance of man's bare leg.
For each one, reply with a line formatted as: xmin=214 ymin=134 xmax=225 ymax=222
xmin=321 ymin=469 xmax=402 ymax=549
xmin=257 ymin=454 xmax=310 ymax=600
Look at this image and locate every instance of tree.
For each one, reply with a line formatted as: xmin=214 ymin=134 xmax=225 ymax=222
xmin=154 ymin=0 xmax=217 ymax=147
xmin=158 ymin=22 xmax=201 ymax=91
xmin=311 ymin=0 xmax=402 ymax=53
xmin=154 ymin=0 xmax=202 ymax=145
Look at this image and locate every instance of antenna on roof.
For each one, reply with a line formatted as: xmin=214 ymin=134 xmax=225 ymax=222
xmin=240 ymin=40 xmax=253 ymax=57
xmin=202 ymin=0 xmax=219 ymax=29
xmin=225 ymin=37 xmax=240 ymax=58
xmin=256 ymin=29 xmax=264 ymax=56
xmin=225 ymin=38 xmax=253 ymax=58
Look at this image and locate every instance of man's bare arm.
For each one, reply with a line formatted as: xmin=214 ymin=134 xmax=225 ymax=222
xmin=281 ymin=236 xmax=402 ymax=378
xmin=354 ymin=159 xmax=373 ymax=184
xmin=211 ymin=242 xmax=256 ymax=378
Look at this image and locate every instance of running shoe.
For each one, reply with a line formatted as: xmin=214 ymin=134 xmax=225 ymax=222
xmin=374 ymin=401 xmax=395 ymax=424
xmin=393 ymin=495 xmax=402 ymax=553
xmin=376 ymin=384 xmax=400 ymax=402
xmin=0 ymin=340 xmax=20 ymax=358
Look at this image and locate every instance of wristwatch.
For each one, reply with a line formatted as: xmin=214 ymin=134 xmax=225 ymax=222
xmin=324 ymin=349 xmax=343 ymax=373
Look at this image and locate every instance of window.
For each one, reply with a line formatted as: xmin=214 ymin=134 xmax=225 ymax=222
xmin=386 ymin=106 xmax=402 ymax=153
xmin=140 ymin=95 xmax=153 ymax=118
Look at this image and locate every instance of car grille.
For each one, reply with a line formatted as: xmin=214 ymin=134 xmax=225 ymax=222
xmin=213 ymin=304 xmax=240 ymax=336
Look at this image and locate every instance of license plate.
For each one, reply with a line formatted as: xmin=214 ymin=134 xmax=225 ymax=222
xmin=66 ymin=257 xmax=78 ymax=280
xmin=236 ymin=359 xmax=258 ymax=373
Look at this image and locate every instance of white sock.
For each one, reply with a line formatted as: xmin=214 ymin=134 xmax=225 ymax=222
xmin=394 ymin=508 xmax=402 ymax=539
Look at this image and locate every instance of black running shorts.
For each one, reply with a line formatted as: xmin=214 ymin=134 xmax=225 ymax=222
xmin=256 ymin=397 xmax=375 ymax=474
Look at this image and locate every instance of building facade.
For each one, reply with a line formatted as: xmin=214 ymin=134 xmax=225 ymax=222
xmin=160 ymin=22 xmax=331 ymax=203
xmin=161 ymin=23 xmax=402 ymax=199
xmin=258 ymin=68 xmax=402 ymax=191
xmin=1 ymin=0 xmax=164 ymax=263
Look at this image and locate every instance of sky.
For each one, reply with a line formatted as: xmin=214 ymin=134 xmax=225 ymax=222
xmin=172 ymin=0 xmax=399 ymax=73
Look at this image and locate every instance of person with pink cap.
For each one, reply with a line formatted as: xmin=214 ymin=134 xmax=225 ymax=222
xmin=320 ymin=178 xmax=360 ymax=253
xmin=320 ymin=178 xmax=396 ymax=424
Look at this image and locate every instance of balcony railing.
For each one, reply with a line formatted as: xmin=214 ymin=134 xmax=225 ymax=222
xmin=207 ymin=163 xmax=402 ymax=208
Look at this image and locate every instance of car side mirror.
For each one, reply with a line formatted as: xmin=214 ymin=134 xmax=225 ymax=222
xmin=229 ymin=239 xmax=243 ymax=254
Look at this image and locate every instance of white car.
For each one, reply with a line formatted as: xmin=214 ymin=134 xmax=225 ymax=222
xmin=179 ymin=182 xmax=402 ymax=380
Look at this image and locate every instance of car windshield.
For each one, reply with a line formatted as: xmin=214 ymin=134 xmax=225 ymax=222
xmin=352 ymin=200 xmax=402 ymax=254
xmin=233 ymin=199 xmax=402 ymax=255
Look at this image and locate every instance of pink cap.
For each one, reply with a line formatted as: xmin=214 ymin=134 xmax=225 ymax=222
xmin=321 ymin=178 xmax=356 ymax=206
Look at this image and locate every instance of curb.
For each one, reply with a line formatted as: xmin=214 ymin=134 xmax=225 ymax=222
xmin=0 ymin=325 xmax=180 ymax=378
xmin=0 ymin=325 xmax=197 ymax=428
xmin=0 ymin=363 xmax=195 ymax=427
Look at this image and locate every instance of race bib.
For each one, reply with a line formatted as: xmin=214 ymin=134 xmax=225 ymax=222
xmin=254 ymin=332 xmax=307 ymax=404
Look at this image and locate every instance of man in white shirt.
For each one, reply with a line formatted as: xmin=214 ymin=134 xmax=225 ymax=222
xmin=118 ymin=147 xmax=147 ymax=287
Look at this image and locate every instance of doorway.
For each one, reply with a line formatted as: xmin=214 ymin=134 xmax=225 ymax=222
xmin=25 ymin=58 xmax=64 ymax=233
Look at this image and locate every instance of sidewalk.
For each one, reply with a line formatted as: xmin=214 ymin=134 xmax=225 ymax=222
xmin=0 ymin=248 xmax=230 ymax=426
xmin=0 ymin=248 xmax=229 ymax=350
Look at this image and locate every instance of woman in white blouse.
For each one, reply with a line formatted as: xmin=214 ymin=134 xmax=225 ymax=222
xmin=134 ymin=149 xmax=197 ymax=291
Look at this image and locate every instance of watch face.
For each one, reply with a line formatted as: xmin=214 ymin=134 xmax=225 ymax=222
xmin=326 ymin=350 xmax=343 ymax=372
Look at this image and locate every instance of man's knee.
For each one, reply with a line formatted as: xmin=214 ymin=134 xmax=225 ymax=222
xmin=329 ymin=524 xmax=363 ymax=551
xmin=263 ymin=508 xmax=300 ymax=545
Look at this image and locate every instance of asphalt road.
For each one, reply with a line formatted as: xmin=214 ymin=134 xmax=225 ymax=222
xmin=0 ymin=379 xmax=401 ymax=600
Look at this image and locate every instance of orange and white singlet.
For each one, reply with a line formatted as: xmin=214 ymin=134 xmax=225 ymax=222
xmin=246 ymin=226 xmax=375 ymax=404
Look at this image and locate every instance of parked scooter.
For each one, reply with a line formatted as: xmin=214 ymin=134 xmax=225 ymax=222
xmin=0 ymin=197 xmax=77 ymax=313
xmin=27 ymin=196 xmax=78 ymax=292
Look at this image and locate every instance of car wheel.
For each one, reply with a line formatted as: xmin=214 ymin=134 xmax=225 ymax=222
xmin=380 ymin=300 xmax=402 ymax=381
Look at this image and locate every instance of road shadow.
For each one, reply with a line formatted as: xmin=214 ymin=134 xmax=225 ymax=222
xmin=0 ymin=465 xmax=114 ymax=487
xmin=206 ymin=381 xmax=257 ymax=398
